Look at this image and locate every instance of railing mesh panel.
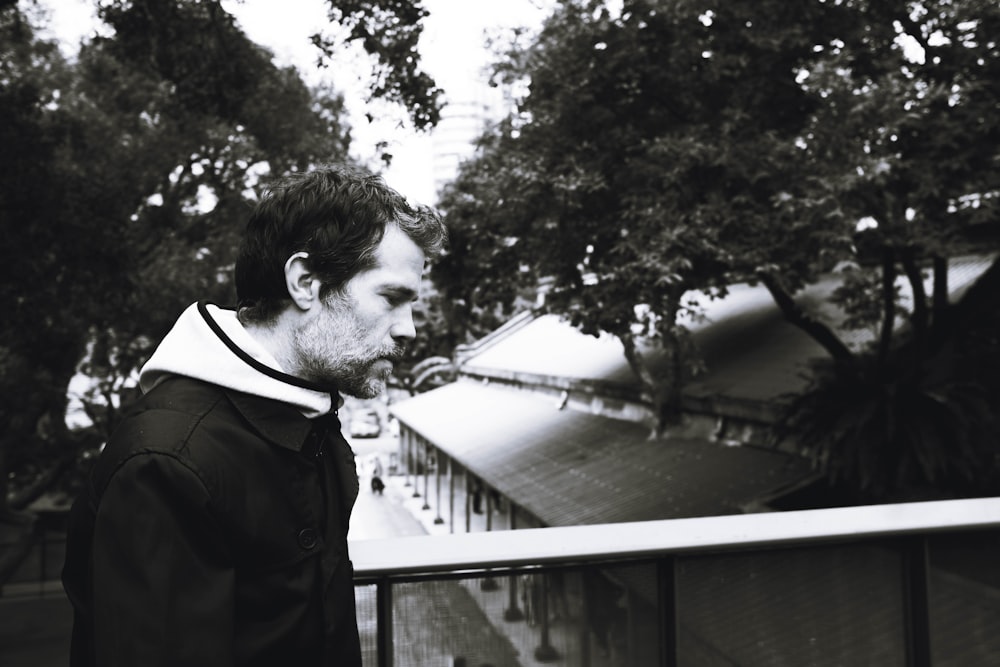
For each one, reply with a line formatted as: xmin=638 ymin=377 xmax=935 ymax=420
xmin=928 ymin=530 xmax=1000 ymax=666
xmin=376 ymin=564 xmax=660 ymax=667
xmin=355 ymin=583 xmax=378 ymax=667
xmin=676 ymin=542 xmax=906 ymax=666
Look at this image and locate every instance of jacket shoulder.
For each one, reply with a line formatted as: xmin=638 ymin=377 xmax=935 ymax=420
xmin=91 ymin=378 xmax=242 ymax=494
xmin=116 ymin=377 xmax=231 ymax=451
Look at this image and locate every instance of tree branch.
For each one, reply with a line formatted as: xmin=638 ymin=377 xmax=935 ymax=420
xmin=758 ymin=271 xmax=855 ymax=362
xmin=877 ymin=247 xmax=896 ymax=363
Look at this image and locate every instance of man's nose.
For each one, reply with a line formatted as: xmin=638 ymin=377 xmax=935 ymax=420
xmin=391 ymin=306 xmax=416 ymax=342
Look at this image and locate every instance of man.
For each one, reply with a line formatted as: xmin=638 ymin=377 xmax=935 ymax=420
xmin=62 ymin=164 xmax=447 ymax=666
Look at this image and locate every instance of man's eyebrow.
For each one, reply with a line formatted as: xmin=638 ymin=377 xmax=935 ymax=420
xmin=383 ymin=285 xmax=419 ymax=301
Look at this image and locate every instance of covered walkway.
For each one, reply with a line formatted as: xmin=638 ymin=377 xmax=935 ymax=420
xmin=389 ymin=380 xmax=813 ymax=531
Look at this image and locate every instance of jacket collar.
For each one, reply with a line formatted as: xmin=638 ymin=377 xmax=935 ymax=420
xmin=226 ymin=389 xmax=320 ymax=453
xmin=140 ymin=302 xmax=341 ymax=419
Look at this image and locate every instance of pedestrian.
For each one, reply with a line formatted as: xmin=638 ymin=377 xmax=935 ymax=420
xmin=371 ymin=455 xmax=385 ymax=494
xmin=61 ymin=164 xmax=447 ymax=666
xmin=471 ymin=476 xmax=484 ymax=514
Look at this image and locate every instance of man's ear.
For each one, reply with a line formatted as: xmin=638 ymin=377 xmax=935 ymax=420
xmin=284 ymin=252 xmax=321 ymax=311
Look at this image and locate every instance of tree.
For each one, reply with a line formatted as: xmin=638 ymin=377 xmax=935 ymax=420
xmin=438 ymin=0 xmax=842 ymax=427
xmin=1 ymin=0 xmax=444 ymax=584
xmin=767 ymin=0 xmax=1000 ymax=500
xmin=0 ymin=0 xmax=352 ymax=545
xmin=2 ymin=0 xmax=451 ymax=505
xmin=313 ymin=0 xmax=443 ymax=132
xmin=0 ymin=4 xmax=100 ymax=520
xmin=435 ymin=0 xmax=1000 ymax=500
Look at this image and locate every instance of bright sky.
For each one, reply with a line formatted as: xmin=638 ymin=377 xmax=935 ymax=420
xmin=40 ymin=0 xmax=550 ymax=204
xmin=43 ymin=0 xmax=551 ymax=427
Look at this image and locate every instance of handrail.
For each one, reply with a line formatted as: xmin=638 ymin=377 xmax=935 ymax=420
xmin=350 ymin=496 xmax=1000 ymax=577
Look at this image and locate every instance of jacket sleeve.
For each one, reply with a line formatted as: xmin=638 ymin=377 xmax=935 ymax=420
xmin=90 ymin=452 xmax=235 ymax=667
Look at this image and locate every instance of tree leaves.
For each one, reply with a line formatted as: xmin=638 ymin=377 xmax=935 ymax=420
xmin=0 ymin=0 xmax=355 ymax=513
xmin=313 ymin=0 xmax=443 ymax=130
xmin=434 ymin=0 xmax=1000 ymax=496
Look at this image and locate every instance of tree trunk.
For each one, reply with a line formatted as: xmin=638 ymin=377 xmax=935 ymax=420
xmin=899 ymin=246 xmax=929 ymax=362
xmin=757 ymin=271 xmax=854 ymax=363
xmin=930 ymin=255 xmax=950 ymax=348
xmin=620 ymin=332 xmax=683 ymax=437
xmin=876 ymin=248 xmax=897 ymax=363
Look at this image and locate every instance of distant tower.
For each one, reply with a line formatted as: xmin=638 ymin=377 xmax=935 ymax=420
xmin=379 ymin=0 xmax=544 ymax=203
xmin=429 ymin=81 xmax=511 ymax=199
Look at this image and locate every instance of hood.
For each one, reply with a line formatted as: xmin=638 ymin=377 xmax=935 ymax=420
xmin=139 ymin=302 xmax=338 ymax=419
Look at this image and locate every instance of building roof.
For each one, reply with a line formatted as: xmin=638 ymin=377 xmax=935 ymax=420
xmin=390 ymin=255 xmax=994 ymax=526
xmin=390 ymin=380 xmax=813 ymax=526
xmin=461 ymin=255 xmax=998 ymax=412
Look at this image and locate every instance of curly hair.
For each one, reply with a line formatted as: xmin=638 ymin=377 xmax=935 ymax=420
xmin=235 ymin=164 xmax=447 ymax=325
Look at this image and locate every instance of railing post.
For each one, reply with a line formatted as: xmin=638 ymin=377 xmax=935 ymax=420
xmin=658 ymin=556 xmax=678 ymax=667
xmin=376 ymin=577 xmax=393 ymax=667
xmin=902 ymin=536 xmax=932 ymax=667
xmin=534 ymin=574 xmax=560 ymax=662
xmin=504 ymin=507 xmax=525 ymax=621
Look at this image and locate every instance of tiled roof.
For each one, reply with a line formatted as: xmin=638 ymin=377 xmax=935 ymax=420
xmin=462 ymin=254 xmax=998 ymax=408
xmin=390 ymin=381 xmax=813 ymax=526
xmin=463 ymin=315 xmax=638 ymax=384
xmin=390 ymin=255 xmax=994 ymax=526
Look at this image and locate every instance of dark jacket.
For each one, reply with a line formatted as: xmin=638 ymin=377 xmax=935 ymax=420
xmin=62 ymin=376 xmax=362 ymax=667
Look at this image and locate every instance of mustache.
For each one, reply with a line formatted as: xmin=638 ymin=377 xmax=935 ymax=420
xmin=377 ymin=344 xmax=406 ymax=363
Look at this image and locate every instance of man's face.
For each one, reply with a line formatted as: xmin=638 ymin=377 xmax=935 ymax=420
xmin=293 ymin=225 xmax=425 ymax=398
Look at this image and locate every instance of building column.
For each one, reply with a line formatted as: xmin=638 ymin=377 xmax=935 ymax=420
xmin=402 ymin=428 xmax=412 ymax=489
xmin=464 ymin=471 xmax=471 ymax=533
xmin=448 ymin=457 xmax=455 ymax=534
xmin=410 ymin=434 xmax=420 ymax=498
xmin=480 ymin=488 xmax=498 ymax=591
xmin=421 ymin=439 xmax=431 ymax=510
xmin=433 ymin=450 xmax=445 ymax=524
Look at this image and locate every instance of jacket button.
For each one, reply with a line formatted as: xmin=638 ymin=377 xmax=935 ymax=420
xmin=297 ymin=528 xmax=318 ymax=550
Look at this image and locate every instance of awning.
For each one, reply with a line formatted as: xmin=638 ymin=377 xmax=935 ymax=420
xmin=390 ymin=380 xmax=813 ymax=527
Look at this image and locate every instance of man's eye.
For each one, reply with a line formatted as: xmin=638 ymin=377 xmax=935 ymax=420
xmin=384 ymin=290 xmax=417 ymax=306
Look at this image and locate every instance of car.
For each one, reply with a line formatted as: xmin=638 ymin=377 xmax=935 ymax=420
xmin=348 ymin=410 xmax=382 ymax=438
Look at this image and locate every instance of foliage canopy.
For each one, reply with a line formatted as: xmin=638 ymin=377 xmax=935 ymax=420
xmin=0 ymin=0 xmax=442 ymax=526
xmin=436 ymin=0 xmax=1000 ymax=500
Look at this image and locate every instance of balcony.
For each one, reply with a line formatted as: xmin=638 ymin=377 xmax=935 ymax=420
xmin=2 ymin=497 xmax=999 ymax=666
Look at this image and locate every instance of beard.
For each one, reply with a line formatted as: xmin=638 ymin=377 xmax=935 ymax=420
xmin=292 ymin=297 xmax=404 ymax=399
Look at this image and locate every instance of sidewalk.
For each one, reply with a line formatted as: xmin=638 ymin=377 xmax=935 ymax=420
xmin=351 ymin=462 xmax=527 ymax=666
xmin=371 ymin=472 xmax=602 ymax=667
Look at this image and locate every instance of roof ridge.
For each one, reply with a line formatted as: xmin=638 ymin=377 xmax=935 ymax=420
xmin=454 ymin=309 xmax=541 ymax=363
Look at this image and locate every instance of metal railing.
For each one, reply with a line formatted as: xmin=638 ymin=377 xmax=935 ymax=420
xmin=350 ymin=497 xmax=1000 ymax=667
xmin=3 ymin=498 xmax=999 ymax=666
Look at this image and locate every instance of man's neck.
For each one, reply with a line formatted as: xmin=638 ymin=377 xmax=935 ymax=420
xmin=243 ymin=319 xmax=296 ymax=375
